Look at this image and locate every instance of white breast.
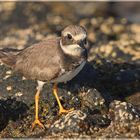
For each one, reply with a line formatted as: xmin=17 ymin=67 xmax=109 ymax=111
xmin=51 ymin=61 xmax=86 ymax=83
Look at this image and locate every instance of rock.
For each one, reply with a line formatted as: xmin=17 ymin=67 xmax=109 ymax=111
xmin=79 ymin=88 xmax=105 ymax=111
xmin=112 ymin=69 xmax=140 ymax=84
xmin=109 ymin=100 xmax=140 ymax=122
xmin=49 ymin=88 xmax=110 ymax=137
xmin=68 ymin=62 xmax=98 ymax=87
xmin=49 ymin=109 xmax=110 ymax=136
xmin=0 ymin=100 xmax=8 ymax=131
xmin=126 ymin=92 xmax=140 ymax=107
xmin=107 ymin=100 xmax=140 ymax=137
xmin=50 ymin=110 xmax=88 ymax=136
xmin=0 ymin=97 xmax=28 ymax=132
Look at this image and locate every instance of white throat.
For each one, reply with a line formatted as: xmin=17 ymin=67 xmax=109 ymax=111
xmin=60 ymin=39 xmax=83 ymax=56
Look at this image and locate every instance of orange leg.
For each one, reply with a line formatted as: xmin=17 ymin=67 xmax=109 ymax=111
xmin=32 ymin=90 xmax=45 ymax=129
xmin=53 ymin=83 xmax=74 ymax=115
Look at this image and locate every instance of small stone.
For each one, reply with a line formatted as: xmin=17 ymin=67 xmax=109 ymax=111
xmin=67 ymin=91 xmax=71 ymax=95
xmin=79 ymin=88 xmax=105 ymax=110
xmin=3 ymin=75 xmax=11 ymax=80
xmin=15 ymin=92 xmax=23 ymax=97
xmin=22 ymin=76 xmax=26 ymax=80
xmin=6 ymin=70 xmax=12 ymax=75
xmin=6 ymin=86 xmax=12 ymax=91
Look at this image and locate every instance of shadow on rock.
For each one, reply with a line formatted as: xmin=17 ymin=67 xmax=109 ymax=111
xmin=48 ymin=59 xmax=140 ymax=137
xmin=0 ymin=97 xmax=28 ymax=131
xmin=64 ymin=58 xmax=140 ymax=105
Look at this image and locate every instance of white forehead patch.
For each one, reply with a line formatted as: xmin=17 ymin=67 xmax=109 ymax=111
xmin=73 ymin=33 xmax=86 ymax=41
xmin=63 ymin=32 xmax=86 ymax=41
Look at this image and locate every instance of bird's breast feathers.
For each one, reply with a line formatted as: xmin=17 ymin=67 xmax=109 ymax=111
xmin=51 ymin=60 xmax=86 ymax=83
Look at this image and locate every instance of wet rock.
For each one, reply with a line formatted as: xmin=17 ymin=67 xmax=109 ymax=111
xmin=49 ymin=88 xmax=110 ymax=137
xmin=50 ymin=110 xmax=88 ymax=136
xmin=112 ymin=69 xmax=140 ymax=84
xmin=126 ymin=92 xmax=140 ymax=107
xmin=79 ymin=88 xmax=106 ymax=112
xmin=109 ymin=100 xmax=140 ymax=122
xmin=0 ymin=97 xmax=28 ymax=132
xmin=106 ymin=100 xmax=140 ymax=138
xmin=0 ymin=100 xmax=8 ymax=131
xmin=49 ymin=109 xmax=110 ymax=136
xmin=68 ymin=62 xmax=98 ymax=87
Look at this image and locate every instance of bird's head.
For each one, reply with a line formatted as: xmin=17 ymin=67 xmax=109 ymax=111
xmin=60 ymin=25 xmax=88 ymax=59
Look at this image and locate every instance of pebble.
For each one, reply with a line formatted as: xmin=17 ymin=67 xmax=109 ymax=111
xmin=15 ymin=92 xmax=23 ymax=97
xmin=6 ymin=86 xmax=12 ymax=91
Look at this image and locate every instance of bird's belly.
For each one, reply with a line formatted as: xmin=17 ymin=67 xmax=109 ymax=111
xmin=51 ymin=61 xmax=86 ymax=83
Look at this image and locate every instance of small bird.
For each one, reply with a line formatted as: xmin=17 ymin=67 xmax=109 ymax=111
xmin=0 ymin=25 xmax=88 ymax=129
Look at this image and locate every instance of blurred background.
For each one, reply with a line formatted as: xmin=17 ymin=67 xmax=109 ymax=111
xmin=0 ymin=2 xmax=140 ymax=63
xmin=0 ymin=1 xmax=140 ymax=105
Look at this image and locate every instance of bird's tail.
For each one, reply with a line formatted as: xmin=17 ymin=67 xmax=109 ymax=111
xmin=0 ymin=48 xmax=22 ymax=67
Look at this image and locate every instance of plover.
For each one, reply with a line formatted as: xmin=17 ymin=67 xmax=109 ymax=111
xmin=0 ymin=25 xmax=88 ymax=129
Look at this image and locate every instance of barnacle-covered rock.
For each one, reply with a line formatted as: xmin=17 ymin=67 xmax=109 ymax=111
xmin=79 ymin=88 xmax=106 ymax=112
xmin=50 ymin=110 xmax=88 ymax=136
xmin=49 ymin=109 xmax=110 ymax=137
xmin=107 ymin=100 xmax=140 ymax=137
xmin=109 ymin=100 xmax=140 ymax=122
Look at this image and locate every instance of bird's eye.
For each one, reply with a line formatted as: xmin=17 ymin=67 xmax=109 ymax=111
xmin=83 ymin=38 xmax=87 ymax=44
xmin=67 ymin=34 xmax=72 ymax=40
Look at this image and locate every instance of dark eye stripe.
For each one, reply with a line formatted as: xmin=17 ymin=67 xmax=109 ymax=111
xmin=62 ymin=36 xmax=74 ymax=46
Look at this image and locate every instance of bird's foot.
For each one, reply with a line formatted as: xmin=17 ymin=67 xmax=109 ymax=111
xmin=32 ymin=119 xmax=45 ymax=130
xmin=59 ymin=107 xmax=74 ymax=115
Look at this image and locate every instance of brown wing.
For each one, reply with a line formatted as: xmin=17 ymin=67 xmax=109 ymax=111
xmin=15 ymin=37 xmax=61 ymax=81
xmin=0 ymin=48 xmax=22 ymax=67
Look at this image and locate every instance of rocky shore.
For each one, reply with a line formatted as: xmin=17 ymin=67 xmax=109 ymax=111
xmin=0 ymin=2 xmax=140 ymax=138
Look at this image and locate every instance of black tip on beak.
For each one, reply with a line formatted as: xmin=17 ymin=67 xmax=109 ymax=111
xmin=78 ymin=41 xmax=87 ymax=58
xmin=82 ymin=48 xmax=88 ymax=59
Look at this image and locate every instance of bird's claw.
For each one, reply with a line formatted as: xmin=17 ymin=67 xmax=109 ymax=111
xmin=32 ymin=119 xmax=45 ymax=130
xmin=59 ymin=107 xmax=74 ymax=115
